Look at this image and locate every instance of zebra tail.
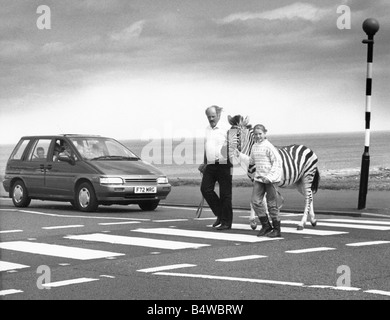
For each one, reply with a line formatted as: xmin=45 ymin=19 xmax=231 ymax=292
xmin=311 ymin=168 xmax=320 ymax=194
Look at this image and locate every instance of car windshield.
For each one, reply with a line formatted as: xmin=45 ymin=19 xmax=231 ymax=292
xmin=69 ymin=137 xmax=139 ymax=161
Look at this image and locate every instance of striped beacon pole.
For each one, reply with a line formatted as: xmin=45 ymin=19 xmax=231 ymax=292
xmin=358 ymin=18 xmax=380 ymax=210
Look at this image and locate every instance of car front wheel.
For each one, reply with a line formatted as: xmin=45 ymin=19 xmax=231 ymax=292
xmin=74 ymin=182 xmax=98 ymax=212
xmin=11 ymin=180 xmax=31 ymax=208
xmin=138 ymin=200 xmax=160 ymax=211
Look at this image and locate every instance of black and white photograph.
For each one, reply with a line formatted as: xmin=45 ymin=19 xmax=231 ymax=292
xmin=1 ymin=0 xmax=389 ymax=308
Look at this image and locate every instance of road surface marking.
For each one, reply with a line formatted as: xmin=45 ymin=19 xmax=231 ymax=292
xmin=230 ymin=223 xmax=347 ymax=236
xmin=0 ymin=261 xmax=30 ymax=272
xmin=98 ymin=221 xmax=141 ymax=225
xmin=216 ymin=255 xmax=267 ymax=262
xmin=365 ymin=289 xmax=390 ymax=297
xmin=138 ymin=264 xmax=197 ymax=273
xmin=154 ymin=272 xmax=304 ymax=287
xmin=65 ymin=233 xmax=210 ymax=250
xmin=320 ymin=218 xmax=390 ymax=225
xmin=307 ymin=285 xmax=360 ymax=291
xmin=283 ymin=220 xmax=390 ymax=231
xmin=42 ymin=277 xmax=99 ymax=288
xmin=345 ymin=240 xmax=390 ymax=247
xmin=132 ymin=228 xmax=282 ymax=243
xmin=0 ymin=289 xmax=23 ymax=296
xmin=0 ymin=241 xmax=124 ymax=260
xmin=0 ymin=208 xmax=150 ymax=221
xmin=153 ymin=219 xmax=189 ymax=222
xmin=42 ymin=225 xmax=84 ymax=230
xmin=0 ymin=229 xmax=23 ymax=234
xmin=286 ymin=247 xmax=336 ymax=254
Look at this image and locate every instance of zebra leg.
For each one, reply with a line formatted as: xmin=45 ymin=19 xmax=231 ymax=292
xmin=294 ymin=181 xmax=313 ymax=230
xmin=308 ymin=198 xmax=317 ymax=227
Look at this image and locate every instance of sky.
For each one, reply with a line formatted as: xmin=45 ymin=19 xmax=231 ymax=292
xmin=0 ymin=0 xmax=389 ymax=144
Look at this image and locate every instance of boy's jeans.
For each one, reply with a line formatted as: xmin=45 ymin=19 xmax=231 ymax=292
xmin=251 ymin=181 xmax=280 ymax=221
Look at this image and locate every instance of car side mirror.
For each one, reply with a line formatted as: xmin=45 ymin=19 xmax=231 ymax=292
xmin=58 ymin=156 xmax=75 ymax=165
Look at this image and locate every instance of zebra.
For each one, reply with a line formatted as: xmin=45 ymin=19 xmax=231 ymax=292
xmin=227 ymin=115 xmax=320 ymax=230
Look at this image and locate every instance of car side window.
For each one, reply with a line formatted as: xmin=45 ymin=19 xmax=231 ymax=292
xmin=10 ymin=139 xmax=31 ymax=160
xmin=27 ymin=139 xmax=51 ymax=161
xmin=52 ymin=139 xmax=78 ymax=162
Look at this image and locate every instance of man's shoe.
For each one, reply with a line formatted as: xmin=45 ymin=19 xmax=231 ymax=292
xmin=212 ymin=218 xmax=221 ymax=228
xmin=216 ymin=224 xmax=231 ymax=231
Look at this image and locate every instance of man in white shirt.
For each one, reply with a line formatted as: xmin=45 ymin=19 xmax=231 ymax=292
xmin=199 ymin=105 xmax=233 ymax=230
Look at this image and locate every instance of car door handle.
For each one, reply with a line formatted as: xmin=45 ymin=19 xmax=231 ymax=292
xmin=46 ymin=164 xmax=52 ymax=170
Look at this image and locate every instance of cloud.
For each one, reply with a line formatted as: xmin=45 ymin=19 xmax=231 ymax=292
xmin=110 ymin=20 xmax=145 ymax=42
xmin=218 ymin=2 xmax=332 ymax=24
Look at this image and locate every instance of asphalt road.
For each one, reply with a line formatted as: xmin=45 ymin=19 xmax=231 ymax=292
xmin=1 ymin=197 xmax=390 ymax=307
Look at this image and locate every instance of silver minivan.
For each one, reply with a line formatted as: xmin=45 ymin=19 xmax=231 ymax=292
xmin=3 ymin=134 xmax=171 ymax=212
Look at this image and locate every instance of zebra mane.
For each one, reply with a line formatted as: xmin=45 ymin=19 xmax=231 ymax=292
xmin=227 ymin=115 xmax=252 ymax=129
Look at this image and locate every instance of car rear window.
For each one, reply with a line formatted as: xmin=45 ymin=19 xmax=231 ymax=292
xmin=10 ymin=139 xmax=30 ymax=160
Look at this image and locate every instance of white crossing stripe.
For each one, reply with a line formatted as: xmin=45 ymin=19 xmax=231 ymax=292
xmin=154 ymin=272 xmax=304 ymax=287
xmin=0 ymin=289 xmax=23 ymax=296
xmin=0 ymin=230 xmax=23 ymax=234
xmin=283 ymin=220 xmax=390 ymax=231
xmin=138 ymin=264 xmax=197 ymax=273
xmin=346 ymin=241 xmax=390 ymax=247
xmin=286 ymin=247 xmax=336 ymax=254
xmin=365 ymin=289 xmax=390 ymax=297
xmin=42 ymin=225 xmax=84 ymax=230
xmin=132 ymin=228 xmax=281 ymax=243
xmin=320 ymin=218 xmax=390 ymax=225
xmin=153 ymin=219 xmax=189 ymax=222
xmin=65 ymin=233 xmax=210 ymax=250
xmin=230 ymin=223 xmax=348 ymax=236
xmin=0 ymin=241 xmax=124 ymax=260
xmin=216 ymin=255 xmax=267 ymax=262
xmin=42 ymin=277 xmax=99 ymax=288
xmin=98 ymin=221 xmax=141 ymax=225
xmin=0 ymin=261 xmax=30 ymax=272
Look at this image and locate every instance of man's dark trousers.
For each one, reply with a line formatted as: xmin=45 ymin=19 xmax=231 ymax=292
xmin=200 ymin=163 xmax=233 ymax=227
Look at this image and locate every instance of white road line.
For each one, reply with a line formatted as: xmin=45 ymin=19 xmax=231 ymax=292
xmin=42 ymin=277 xmax=99 ymax=288
xmin=65 ymin=233 xmax=210 ymax=250
xmin=345 ymin=240 xmax=390 ymax=247
xmin=286 ymin=247 xmax=336 ymax=254
xmin=0 ymin=229 xmax=23 ymax=234
xmin=98 ymin=221 xmax=141 ymax=226
xmin=0 ymin=289 xmax=23 ymax=296
xmin=320 ymin=218 xmax=390 ymax=225
xmin=138 ymin=264 xmax=197 ymax=273
xmin=133 ymin=228 xmax=282 ymax=243
xmin=365 ymin=289 xmax=390 ymax=297
xmin=283 ymin=220 xmax=390 ymax=231
xmin=0 ymin=208 xmax=150 ymax=221
xmin=0 ymin=261 xmax=30 ymax=272
xmin=216 ymin=255 xmax=267 ymax=262
xmin=153 ymin=219 xmax=189 ymax=222
xmin=229 ymin=223 xmax=348 ymax=236
xmin=308 ymin=285 xmax=360 ymax=291
xmin=42 ymin=225 xmax=84 ymax=230
xmin=0 ymin=241 xmax=124 ymax=260
xmin=154 ymin=272 xmax=304 ymax=287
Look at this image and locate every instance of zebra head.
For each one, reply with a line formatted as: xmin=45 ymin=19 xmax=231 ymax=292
xmin=227 ymin=115 xmax=253 ymax=156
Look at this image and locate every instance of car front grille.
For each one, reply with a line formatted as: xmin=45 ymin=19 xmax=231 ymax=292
xmin=124 ymin=178 xmax=157 ymax=184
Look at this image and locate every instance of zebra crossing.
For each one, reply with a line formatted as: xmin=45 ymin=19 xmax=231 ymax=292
xmin=1 ymin=214 xmax=390 ymax=296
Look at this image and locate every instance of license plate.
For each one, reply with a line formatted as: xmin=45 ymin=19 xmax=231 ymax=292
xmin=134 ymin=186 xmax=157 ymax=194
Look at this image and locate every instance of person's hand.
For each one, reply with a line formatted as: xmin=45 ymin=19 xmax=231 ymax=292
xmin=198 ymin=163 xmax=207 ymax=174
xmin=233 ymin=148 xmax=240 ymax=157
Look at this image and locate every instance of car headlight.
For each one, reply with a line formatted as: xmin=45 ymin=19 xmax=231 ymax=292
xmin=157 ymin=176 xmax=168 ymax=184
xmin=100 ymin=177 xmax=124 ymax=185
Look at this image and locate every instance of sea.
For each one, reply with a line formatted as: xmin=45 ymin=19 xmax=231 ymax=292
xmin=0 ymin=131 xmax=389 ymax=180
